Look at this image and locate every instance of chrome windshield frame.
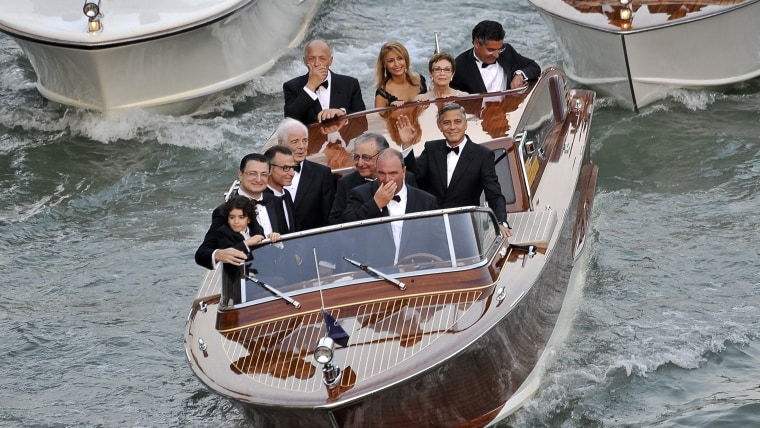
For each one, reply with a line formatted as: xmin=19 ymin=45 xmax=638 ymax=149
xmin=224 ymin=206 xmax=502 ymax=309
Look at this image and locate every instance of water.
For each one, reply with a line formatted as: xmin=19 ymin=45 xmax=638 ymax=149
xmin=1 ymin=0 xmax=759 ymax=426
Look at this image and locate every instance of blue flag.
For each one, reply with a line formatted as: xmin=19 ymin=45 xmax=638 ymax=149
xmin=321 ymin=309 xmax=350 ymax=347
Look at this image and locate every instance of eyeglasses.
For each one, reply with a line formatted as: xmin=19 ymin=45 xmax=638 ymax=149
xmin=271 ymin=164 xmax=298 ymax=172
xmin=431 ymin=67 xmax=453 ymax=74
xmin=485 ymin=45 xmax=507 ymax=54
xmin=477 ymin=40 xmax=507 ymax=55
xmin=352 ymin=153 xmax=379 ymax=162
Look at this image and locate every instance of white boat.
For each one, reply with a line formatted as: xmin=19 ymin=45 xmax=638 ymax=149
xmin=184 ymin=69 xmax=599 ymax=426
xmin=0 ymin=0 xmax=324 ymax=114
xmin=528 ymin=0 xmax=760 ymax=111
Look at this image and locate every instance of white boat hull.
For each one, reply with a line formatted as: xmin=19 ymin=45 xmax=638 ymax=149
xmin=0 ymin=0 xmax=323 ymax=114
xmin=532 ymin=0 xmax=760 ymax=110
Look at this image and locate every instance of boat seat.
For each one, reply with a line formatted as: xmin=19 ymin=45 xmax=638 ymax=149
xmin=507 ymin=209 xmax=557 ymax=249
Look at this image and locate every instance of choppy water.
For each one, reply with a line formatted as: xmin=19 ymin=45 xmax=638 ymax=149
xmin=1 ymin=1 xmax=759 ymax=427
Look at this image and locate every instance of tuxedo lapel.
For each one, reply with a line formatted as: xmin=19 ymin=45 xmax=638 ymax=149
xmin=262 ymin=193 xmax=283 ymax=233
xmin=283 ymin=189 xmax=296 ymax=232
xmin=463 ymin=53 xmax=487 ymax=94
xmin=434 ymin=143 xmax=449 ymax=191
xmin=328 ymin=73 xmax=344 ymax=109
xmin=262 ymin=189 xmax=293 ymax=233
xmin=293 ymin=161 xmax=310 ymax=211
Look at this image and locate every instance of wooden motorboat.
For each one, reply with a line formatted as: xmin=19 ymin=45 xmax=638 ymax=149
xmin=528 ymin=0 xmax=760 ymax=111
xmin=184 ymin=68 xmax=598 ymax=427
xmin=0 ymin=0 xmax=324 ymax=114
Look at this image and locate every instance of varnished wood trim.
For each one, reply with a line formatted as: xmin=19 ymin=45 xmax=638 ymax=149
xmin=216 ymin=266 xmax=496 ymax=331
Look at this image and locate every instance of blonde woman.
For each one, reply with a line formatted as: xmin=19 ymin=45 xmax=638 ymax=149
xmin=374 ymin=41 xmax=427 ymax=108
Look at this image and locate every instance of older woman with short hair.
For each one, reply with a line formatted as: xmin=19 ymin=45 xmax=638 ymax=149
xmin=416 ymin=52 xmax=468 ymax=101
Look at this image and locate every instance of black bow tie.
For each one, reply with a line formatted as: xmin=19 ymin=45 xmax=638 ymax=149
xmin=318 ymin=80 xmax=328 ymax=90
xmin=392 ymin=195 xmax=401 ymax=202
xmin=481 ymin=62 xmax=494 ymax=69
xmin=446 ymin=145 xmax=460 ymax=155
xmin=255 ymin=198 xmax=269 ymax=206
xmin=293 ymin=163 xmax=302 ymax=173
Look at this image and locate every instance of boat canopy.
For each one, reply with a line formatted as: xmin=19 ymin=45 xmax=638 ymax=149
xmin=221 ymin=207 xmax=501 ymax=308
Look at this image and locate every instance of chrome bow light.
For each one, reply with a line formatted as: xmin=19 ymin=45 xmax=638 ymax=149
xmin=313 ymin=336 xmax=341 ymax=387
xmin=83 ymin=0 xmax=102 ymax=33
xmin=619 ymin=0 xmax=633 ymax=25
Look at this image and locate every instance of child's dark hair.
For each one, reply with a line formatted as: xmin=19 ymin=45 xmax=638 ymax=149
xmin=221 ymin=196 xmax=256 ymax=220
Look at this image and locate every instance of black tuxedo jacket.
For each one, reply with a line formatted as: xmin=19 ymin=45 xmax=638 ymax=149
xmin=291 ymin=159 xmax=335 ymax=230
xmin=213 ymin=224 xmax=251 ymax=256
xmin=329 ymin=170 xmax=418 ymax=225
xmin=343 ymin=181 xmax=437 ymax=223
xmin=450 ymin=47 xmax=541 ymax=94
xmin=343 ymin=181 xmax=440 ymax=267
xmin=263 ymin=188 xmax=297 ymax=234
xmin=207 ymin=223 xmax=257 ymax=303
xmin=283 ymin=71 xmax=366 ymax=125
xmin=194 ymin=193 xmax=274 ymax=270
xmin=404 ymin=136 xmax=507 ymax=223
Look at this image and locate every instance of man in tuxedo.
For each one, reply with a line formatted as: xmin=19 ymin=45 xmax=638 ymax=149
xmin=263 ymin=145 xmax=298 ymax=234
xmin=450 ymin=20 xmax=541 ymax=94
xmin=195 ymin=153 xmax=286 ymax=270
xmin=398 ymin=102 xmax=511 ymax=238
xmin=276 ymin=118 xmax=335 ymax=230
xmin=343 ymin=149 xmax=440 ymax=266
xmin=329 ymin=132 xmax=418 ymax=225
xmin=283 ymin=39 xmax=366 ymax=125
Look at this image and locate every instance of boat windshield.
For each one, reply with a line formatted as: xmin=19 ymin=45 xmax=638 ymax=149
xmin=223 ymin=208 xmax=500 ymax=307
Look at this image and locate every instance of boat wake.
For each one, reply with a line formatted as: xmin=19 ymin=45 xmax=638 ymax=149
xmin=0 ymin=182 xmax=70 ymax=225
xmin=490 ymin=220 xmax=595 ymax=426
xmin=0 ymin=102 xmax=276 ymax=150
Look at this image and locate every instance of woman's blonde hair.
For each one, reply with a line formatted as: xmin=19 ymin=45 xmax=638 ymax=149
xmin=375 ymin=41 xmax=421 ymax=89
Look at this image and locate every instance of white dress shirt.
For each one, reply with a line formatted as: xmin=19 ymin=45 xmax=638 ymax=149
xmin=254 ymin=202 xmax=273 ymax=236
xmin=386 ymin=184 xmax=408 ymax=265
xmin=303 ymin=71 xmax=332 ymax=110
xmin=475 ymin=55 xmax=506 ymax=92
xmin=446 ymin=138 xmax=467 ymax=186
xmin=284 ymin=161 xmax=302 ymax=202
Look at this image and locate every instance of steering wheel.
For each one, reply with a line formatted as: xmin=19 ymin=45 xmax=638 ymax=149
xmin=397 ymin=253 xmax=444 ymax=265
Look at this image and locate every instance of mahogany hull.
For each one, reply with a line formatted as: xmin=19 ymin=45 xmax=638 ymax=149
xmin=185 ymin=70 xmax=598 ymax=426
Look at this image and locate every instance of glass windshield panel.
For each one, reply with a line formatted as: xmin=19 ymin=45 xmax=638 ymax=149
xmin=229 ymin=210 xmax=499 ymax=305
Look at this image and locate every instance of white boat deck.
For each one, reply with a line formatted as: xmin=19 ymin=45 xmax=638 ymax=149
xmin=0 ymin=0 xmax=250 ymax=44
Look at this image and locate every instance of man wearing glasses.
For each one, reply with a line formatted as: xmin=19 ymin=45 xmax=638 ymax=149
xmin=328 ymin=133 xmax=418 ymax=225
xmin=450 ymin=20 xmax=540 ymax=94
xmin=195 ymin=153 xmax=284 ymax=270
xmin=263 ymin=145 xmax=298 ymax=234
